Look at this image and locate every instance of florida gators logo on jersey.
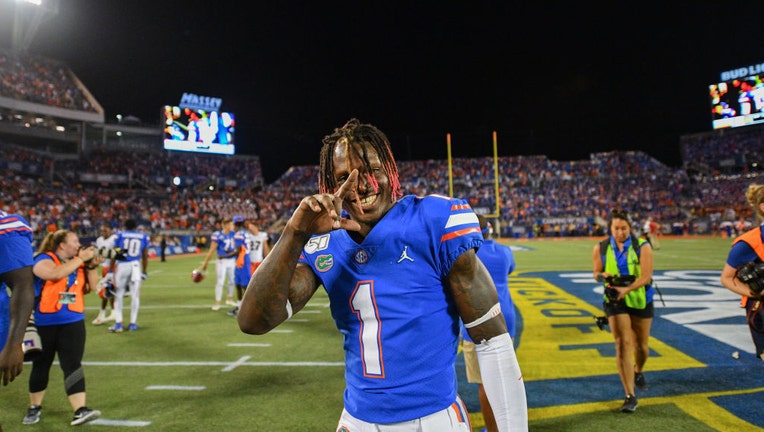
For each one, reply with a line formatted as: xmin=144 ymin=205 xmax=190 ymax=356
xmin=315 ymin=254 xmax=334 ymax=272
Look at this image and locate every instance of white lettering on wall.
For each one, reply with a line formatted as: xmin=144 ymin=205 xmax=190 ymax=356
xmin=179 ymin=93 xmax=223 ymax=111
xmin=720 ymin=63 xmax=764 ymax=81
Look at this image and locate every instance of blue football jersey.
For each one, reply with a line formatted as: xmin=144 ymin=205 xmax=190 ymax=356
xmin=234 ymin=229 xmax=252 ymax=285
xmin=0 ymin=211 xmax=34 ymax=352
xmin=298 ymin=195 xmax=482 ymax=423
xmin=212 ymin=230 xmax=236 ymax=258
xmin=114 ymin=230 xmax=150 ymax=262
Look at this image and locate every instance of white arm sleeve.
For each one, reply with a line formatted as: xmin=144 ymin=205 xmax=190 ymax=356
xmin=475 ymin=332 xmax=528 ymax=431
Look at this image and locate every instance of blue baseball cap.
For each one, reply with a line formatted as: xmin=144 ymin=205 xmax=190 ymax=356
xmin=233 ymin=215 xmax=244 ymax=223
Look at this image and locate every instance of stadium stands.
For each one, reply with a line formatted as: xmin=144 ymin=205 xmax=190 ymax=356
xmin=1 ymin=48 xmax=763 ymax=245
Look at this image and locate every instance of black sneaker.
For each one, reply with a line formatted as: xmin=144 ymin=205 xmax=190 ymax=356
xmin=620 ymin=394 xmax=638 ymax=413
xmin=22 ymin=405 xmax=41 ymax=424
xmin=227 ymin=307 xmax=238 ymax=317
xmin=71 ymin=406 xmax=101 ymax=426
xmin=635 ymin=372 xmax=648 ymax=390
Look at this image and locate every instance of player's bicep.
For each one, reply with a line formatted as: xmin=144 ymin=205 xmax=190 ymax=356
xmin=0 ymin=266 xmax=34 ymax=293
xmin=287 ymin=263 xmax=320 ymax=313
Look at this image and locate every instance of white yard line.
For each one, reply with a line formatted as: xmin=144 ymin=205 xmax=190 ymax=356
xmin=89 ymin=419 xmax=152 ymax=427
xmin=81 ymin=360 xmax=344 ymax=366
xmin=145 ymin=385 xmax=205 ymax=391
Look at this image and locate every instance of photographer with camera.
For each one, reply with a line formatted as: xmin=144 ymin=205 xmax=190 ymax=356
xmin=720 ymin=183 xmax=764 ymax=362
xmin=592 ymin=209 xmax=655 ymax=413
xmin=24 ymin=229 xmax=102 ymax=425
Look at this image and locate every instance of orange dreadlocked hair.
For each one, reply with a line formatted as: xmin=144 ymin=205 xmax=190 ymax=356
xmin=318 ymin=118 xmax=402 ymax=201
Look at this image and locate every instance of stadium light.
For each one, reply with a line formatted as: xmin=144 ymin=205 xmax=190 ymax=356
xmin=12 ymin=0 xmax=59 ymax=52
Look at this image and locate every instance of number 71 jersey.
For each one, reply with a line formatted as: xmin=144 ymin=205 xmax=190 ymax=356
xmin=298 ymin=194 xmax=482 ymax=423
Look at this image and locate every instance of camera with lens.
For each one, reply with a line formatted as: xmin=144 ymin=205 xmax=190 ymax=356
xmin=605 ymin=274 xmax=636 ymax=287
xmin=736 ymin=261 xmax=764 ymax=295
xmin=95 ymin=246 xmax=127 ymax=261
xmin=601 ymin=274 xmax=635 ymax=301
xmin=594 ymin=315 xmax=608 ymax=330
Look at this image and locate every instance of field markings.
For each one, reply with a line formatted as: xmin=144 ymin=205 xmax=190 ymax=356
xmin=528 ymin=387 xmax=764 ymax=431
xmin=82 ymin=360 xmax=344 ymax=367
xmin=227 ymin=343 xmax=271 ymax=347
xmin=90 ymin=419 xmax=152 ymax=427
xmin=222 ymin=355 xmax=251 ymax=371
xmin=146 ymin=385 xmax=205 ymax=391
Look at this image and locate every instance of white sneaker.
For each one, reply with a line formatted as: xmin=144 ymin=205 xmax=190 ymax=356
xmin=225 ymin=299 xmax=237 ymax=306
xmin=212 ymin=304 xmax=221 ymax=311
xmin=105 ymin=312 xmax=117 ymax=322
xmin=92 ymin=314 xmax=105 ymax=325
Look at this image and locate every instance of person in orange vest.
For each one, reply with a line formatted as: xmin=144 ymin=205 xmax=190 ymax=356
xmin=720 ymin=183 xmax=764 ymax=362
xmin=23 ymin=230 xmax=102 ymax=426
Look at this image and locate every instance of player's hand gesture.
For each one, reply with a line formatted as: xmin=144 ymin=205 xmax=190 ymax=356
xmin=290 ymin=169 xmax=362 ymax=236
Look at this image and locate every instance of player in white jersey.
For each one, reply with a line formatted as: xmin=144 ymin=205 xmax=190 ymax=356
xmin=246 ymin=222 xmax=270 ymax=269
xmin=227 ymin=221 xmax=271 ymax=317
xmin=108 ymin=219 xmax=150 ymax=333
xmin=201 ymin=218 xmax=237 ymax=310
xmin=92 ymin=225 xmax=117 ymax=325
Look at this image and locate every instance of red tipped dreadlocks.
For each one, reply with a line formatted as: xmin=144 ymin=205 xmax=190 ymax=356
xmin=318 ymin=118 xmax=402 ymax=201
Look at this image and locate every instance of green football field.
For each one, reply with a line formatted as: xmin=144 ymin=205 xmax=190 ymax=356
xmin=0 ymin=235 xmax=753 ymax=431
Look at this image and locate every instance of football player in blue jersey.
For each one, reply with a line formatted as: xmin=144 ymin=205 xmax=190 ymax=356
xmin=0 ymin=210 xmax=36 ymax=387
xmin=201 ymin=218 xmax=237 ymax=310
xmin=230 ymin=216 xmax=251 ymax=317
xmin=238 ymin=119 xmax=527 ymax=431
xmin=108 ymin=219 xmax=150 ymax=333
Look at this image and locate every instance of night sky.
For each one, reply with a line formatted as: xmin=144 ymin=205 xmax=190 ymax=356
xmin=1 ymin=1 xmax=762 ymax=182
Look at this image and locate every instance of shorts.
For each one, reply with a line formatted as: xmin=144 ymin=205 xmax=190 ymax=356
xmin=461 ymin=339 xmax=481 ymax=384
xmin=603 ymin=300 xmax=654 ymax=319
xmin=336 ymin=396 xmax=471 ymax=432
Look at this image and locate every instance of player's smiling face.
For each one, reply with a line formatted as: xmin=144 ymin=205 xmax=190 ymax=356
xmin=332 ymin=140 xmax=394 ymax=225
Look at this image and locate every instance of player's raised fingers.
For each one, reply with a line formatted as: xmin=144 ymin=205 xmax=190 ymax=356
xmin=335 ymin=169 xmax=359 ymax=200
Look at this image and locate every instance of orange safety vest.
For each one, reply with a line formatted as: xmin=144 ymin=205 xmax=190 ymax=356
xmin=733 ymin=227 xmax=764 ymax=308
xmin=38 ymin=252 xmax=86 ymax=314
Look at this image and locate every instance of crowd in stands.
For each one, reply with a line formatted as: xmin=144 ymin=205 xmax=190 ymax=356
xmin=78 ymin=148 xmax=264 ymax=189
xmin=0 ymin=49 xmax=96 ymax=112
xmin=1 ymin=139 xmax=762 ymax=244
xmin=681 ymin=126 xmax=764 ymax=175
xmin=1 ymin=48 xmax=762 ymax=243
